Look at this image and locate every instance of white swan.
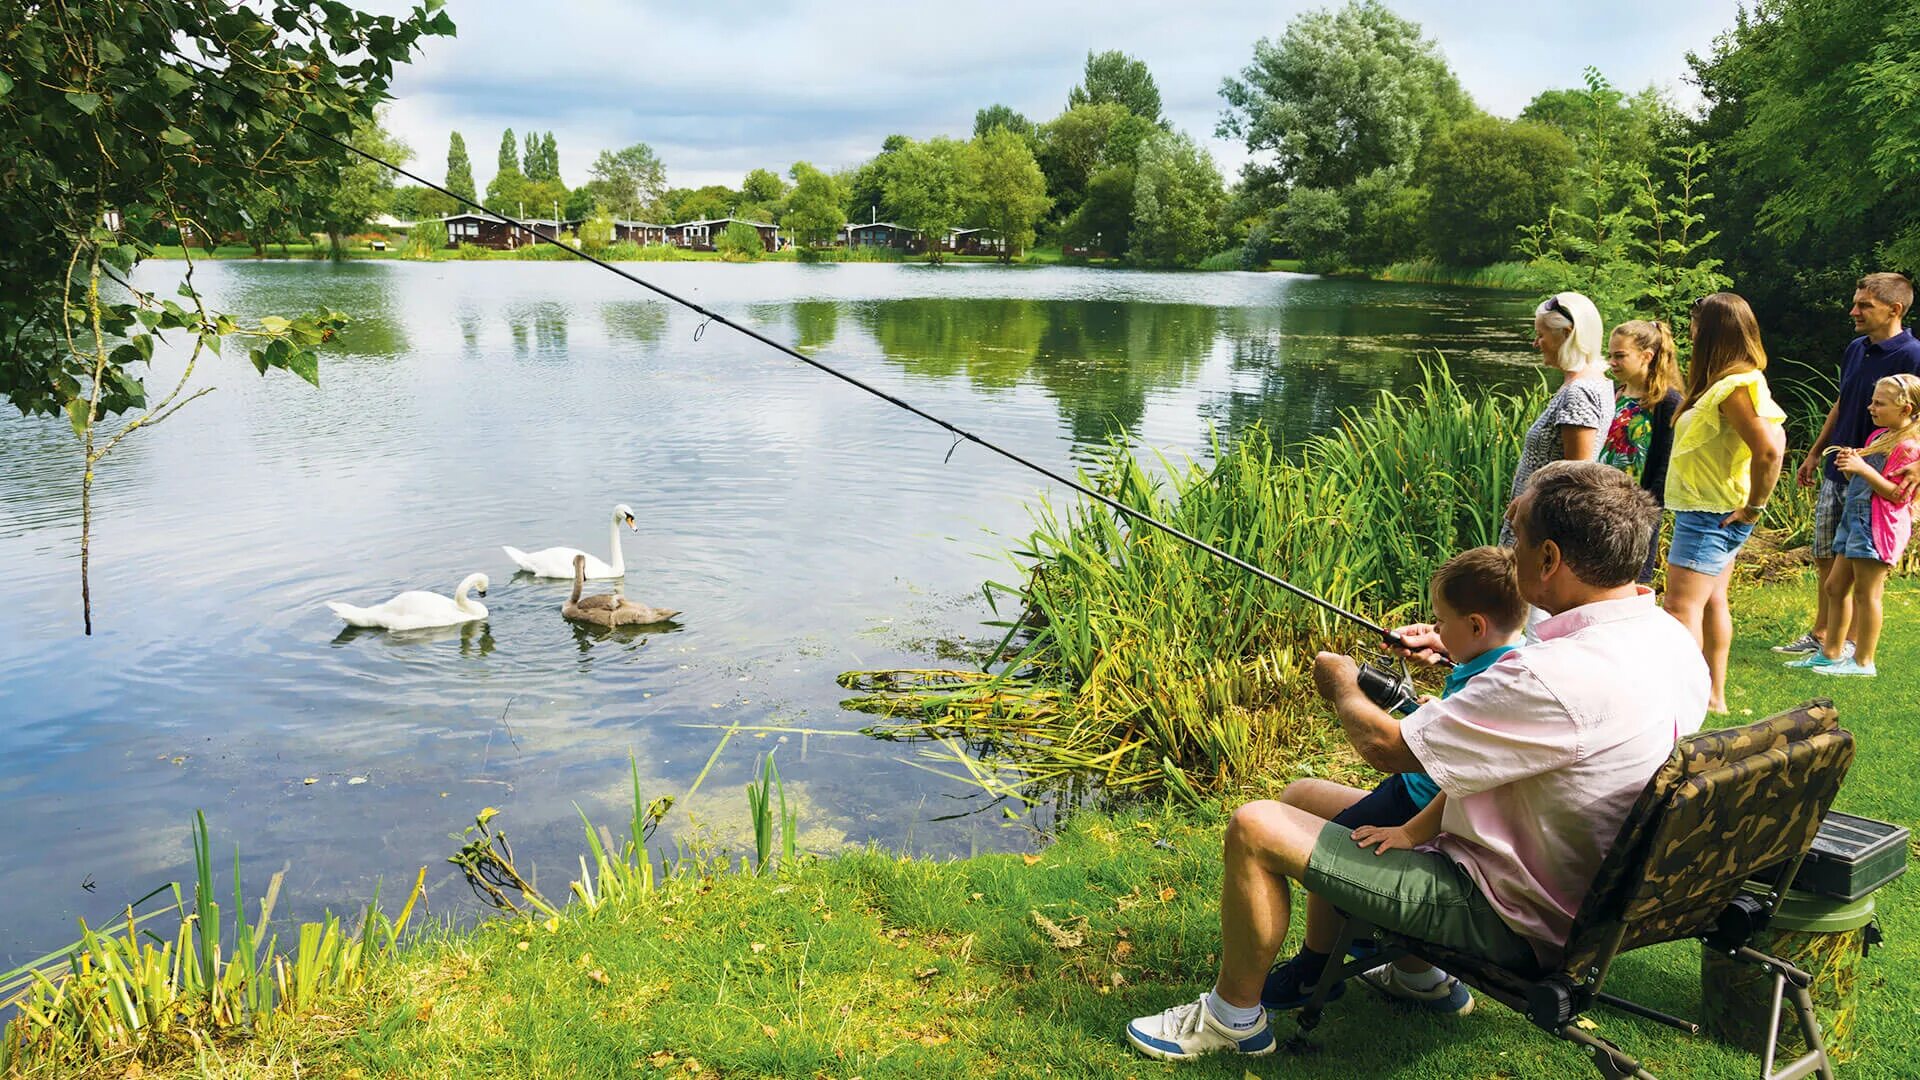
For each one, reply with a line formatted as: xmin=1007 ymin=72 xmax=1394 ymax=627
xmin=504 ymin=503 xmax=636 ymax=579
xmin=325 ymin=573 xmax=490 ymax=631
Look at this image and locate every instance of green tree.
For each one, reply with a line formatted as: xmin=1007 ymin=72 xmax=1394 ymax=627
xmin=518 ymin=178 xmax=569 ymax=221
xmin=538 ymin=132 xmax=560 ymax=182
xmin=742 ymin=167 xmax=787 ymax=206
xmin=969 ymin=128 xmax=1050 ymax=261
xmin=1688 ymin=0 xmax=1920 ymax=364
xmin=1343 ymin=169 xmax=1428 ymax=267
xmin=1064 ymin=164 xmax=1136 ymax=256
xmin=974 ymin=104 xmax=1035 ymax=140
xmin=884 ymin=137 xmax=975 ymax=264
xmin=0 ymin=0 xmax=450 ymax=631
xmin=487 ymin=129 xmax=524 ymax=214
xmin=314 ymin=111 xmax=411 ymax=258
xmin=785 ymin=162 xmax=848 ymax=248
xmin=579 ymin=206 xmax=615 ymax=253
xmin=1419 ymin=116 xmax=1574 ymax=265
xmin=585 ymin=143 xmax=667 ymax=218
xmin=1068 ymin=49 xmax=1163 ymax=124
xmin=1037 ymin=102 xmax=1130 ymax=222
xmin=664 ymin=185 xmax=738 ymax=222
xmin=389 ymin=185 xmax=427 ymax=219
xmin=1130 ymin=132 xmax=1226 ymax=268
xmin=1520 ymin=77 xmax=1676 ymax=170
xmin=1218 ymin=0 xmax=1474 ymax=191
xmin=446 ymin=131 xmax=477 ymax=203
xmin=1273 ymin=186 xmax=1349 ymax=270
xmin=717 ymin=220 xmax=765 ymax=260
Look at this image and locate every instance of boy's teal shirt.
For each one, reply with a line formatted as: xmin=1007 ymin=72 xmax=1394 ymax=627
xmin=1400 ymin=643 xmax=1519 ymax=808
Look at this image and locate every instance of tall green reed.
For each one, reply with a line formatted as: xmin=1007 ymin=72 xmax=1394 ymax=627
xmin=856 ymin=361 xmax=1540 ymax=797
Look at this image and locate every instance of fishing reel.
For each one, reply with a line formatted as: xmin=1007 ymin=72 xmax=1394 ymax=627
xmin=1354 ymin=648 xmax=1421 ymax=716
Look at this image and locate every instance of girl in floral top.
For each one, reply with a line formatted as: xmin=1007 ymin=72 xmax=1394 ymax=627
xmin=1601 ymin=320 xmax=1685 ymax=582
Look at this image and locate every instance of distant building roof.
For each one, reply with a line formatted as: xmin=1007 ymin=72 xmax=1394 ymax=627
xmin=614 ymin=219 xmax=666 ymax=228
xmin=674 ymin=217 xmax=777 ymax=230
xmin=849 ymin=221 xmax=913 ymax=231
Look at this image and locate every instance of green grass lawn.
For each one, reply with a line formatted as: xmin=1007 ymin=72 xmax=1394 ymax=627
xmin=114 ymin=572 xmax=1920 ymax=1078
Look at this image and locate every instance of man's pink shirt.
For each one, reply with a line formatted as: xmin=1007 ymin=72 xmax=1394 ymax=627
xmin=1401 ymin=588 xmax=1709 ymax=962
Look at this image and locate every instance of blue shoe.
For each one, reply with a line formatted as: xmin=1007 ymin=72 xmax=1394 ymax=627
xmin=1125 ymin=995 xmax=1275 ymax=1061
xmin=1813 ymin=658 xmax=1876 ymax=678
xmin=1785 ymin=651 xmax=1840 ymax=669
xmin=1360 ymin=963 xmax=1475 ymax=1015
xmin=1261 ymin=953 xmax=1345 ymax=1010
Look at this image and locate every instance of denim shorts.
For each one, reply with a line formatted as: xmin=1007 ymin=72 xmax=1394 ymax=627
xmin=1813 ymin=477 xmax=1847 ymax=559
xmin=1667 ymin=510 xmax=1756 ymax=576
xmin=1830 ymin=489 xmax=1885 ymax=564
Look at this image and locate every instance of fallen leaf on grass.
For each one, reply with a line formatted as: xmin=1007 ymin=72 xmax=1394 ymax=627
xmin=915 ymin=966 xmax=940 ymax=980
xmin=1158 ymin=887 xmax=1176 ymax=903
xmin=1575 ymin=1017 xmax=1599 ymax=1031
xmin=751 ymin=942 xmax=766 ymax=954
xmin=645 ymin=1050 xmax=675 ymax=1069
xmin=761 ymin=1024 xmax=778 ymax=1039
xmin=1115 ymin=940 xmax=1135 ymax=959
xmin=121 ymin=1062 xmax=143 ymax=1078
xmin=1021 ymin=854 xmax=1042 ymax=866
xmin=1109 ymin=970 xmax=1127 ymax=987
xmin=587 ymin=969 xmax=610 ymax=986
xmin=415 ymin=1001 xmax=434 ymax=1022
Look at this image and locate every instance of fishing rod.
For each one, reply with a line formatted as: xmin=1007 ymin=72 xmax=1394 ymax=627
xmin=154 ymin=50 xmax=1448 ymax=696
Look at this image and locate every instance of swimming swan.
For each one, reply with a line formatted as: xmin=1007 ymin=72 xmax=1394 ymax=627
xmin=504 ymin=504 xmax=636 ymax=579
xmin=326 ymin=573 xmax=489 ymax=631
xmin=562 ymin=554 xmax=679 ymax=627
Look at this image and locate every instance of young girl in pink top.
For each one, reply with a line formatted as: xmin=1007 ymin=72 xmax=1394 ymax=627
xmin=1793 ymin=373 xmax=1920 ymax=676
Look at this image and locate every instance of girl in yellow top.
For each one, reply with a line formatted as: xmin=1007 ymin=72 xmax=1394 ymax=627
xmin=1662 ymin=292 xmax=1788 ymax=713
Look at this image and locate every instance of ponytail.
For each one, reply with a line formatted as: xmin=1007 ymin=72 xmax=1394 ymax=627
xmin=1612 ymin=319 xmax=1682 ymax=403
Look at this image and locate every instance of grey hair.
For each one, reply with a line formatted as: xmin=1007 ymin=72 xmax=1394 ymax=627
xmin=1534 ymin=292 xmax=1606 ymax=373
xmin=1518 ymin=461 xmax=1659 ymax=587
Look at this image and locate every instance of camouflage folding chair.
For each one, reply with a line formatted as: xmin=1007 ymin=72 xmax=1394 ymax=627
xmin=1290 ymin=700 xmax=1855 ymax=1080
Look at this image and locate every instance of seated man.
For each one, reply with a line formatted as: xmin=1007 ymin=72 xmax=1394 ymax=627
xmin=1125 ymin=461 xmax=1710 ymax=1061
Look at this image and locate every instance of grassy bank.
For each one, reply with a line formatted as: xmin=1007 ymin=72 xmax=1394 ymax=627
xmin=1365 ymin=259 xmax=1543 ymax=292
xmin=10 ymin=572 xmax=1908 ymax=1080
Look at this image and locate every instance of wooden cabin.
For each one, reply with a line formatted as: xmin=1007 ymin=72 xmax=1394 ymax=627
xmin=668 ymin=218 xmax=782 ymax=252
xmin=844 ymin=221 xmax=923 ymax=253
xmin=614 ymin=219 xmax=668 ymax=246
xmin=443 ymin=212 xmax=516 ymax=249
xmin=945 ymin=227 xmax=1007 ymax=257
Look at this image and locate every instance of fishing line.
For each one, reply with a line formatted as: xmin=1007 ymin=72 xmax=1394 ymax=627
xmin=151 ymin=48 xmax=1425 ymax=654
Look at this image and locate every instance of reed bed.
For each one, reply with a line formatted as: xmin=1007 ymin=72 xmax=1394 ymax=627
xmin=1374 ymin=259 xmax=1545 ymax=292
xmin=850 ymin=363 xmax=1540 ymax=800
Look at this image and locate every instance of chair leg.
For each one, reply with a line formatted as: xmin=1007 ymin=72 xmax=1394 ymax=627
xmin=1740 ymin=946 xmax=1834 ymax=1080
xmin=1285 ymin=916 xmax=1389 ymax=1053
xmin=1558 ymin=1022 xmax=1659 ymax=1080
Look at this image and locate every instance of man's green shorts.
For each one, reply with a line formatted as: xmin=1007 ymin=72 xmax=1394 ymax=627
xmin=1302 ymin=822 xmax=1538 ymax=971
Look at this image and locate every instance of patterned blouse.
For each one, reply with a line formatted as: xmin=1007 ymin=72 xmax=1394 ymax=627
xmin=1600 ymin=396 xmax=1653 ymax=483
xmin=1501 ymin=376 xmax=1614 ymax=545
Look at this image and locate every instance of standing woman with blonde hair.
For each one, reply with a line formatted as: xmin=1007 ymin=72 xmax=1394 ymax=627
xmin=1602 ymin=319 xmax=1686 ymax=581
xmin=1500 ymin=292 xmax=1614 ymax=546
xmin=1662 ymin=292 xmax=1788 ymax=712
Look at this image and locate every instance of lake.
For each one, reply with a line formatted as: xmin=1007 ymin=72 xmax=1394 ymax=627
xmin=0 ymin=260 xmax=1540 ymax=964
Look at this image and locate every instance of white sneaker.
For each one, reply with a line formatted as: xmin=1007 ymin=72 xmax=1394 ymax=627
xmin=1359 ymin=964 xmax=1475 ymax=1015
xmin=1124 ymin=995 xmax=1276 ymax=1061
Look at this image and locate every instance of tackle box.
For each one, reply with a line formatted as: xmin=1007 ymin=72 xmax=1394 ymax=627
xmin=1788 ymin=811 xmax=1909 ymax=902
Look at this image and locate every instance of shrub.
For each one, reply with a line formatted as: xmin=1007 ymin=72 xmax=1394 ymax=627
xmin=717 ymin=221 xmax=765 ymax=261
xmin=1197 ymin=248 xmax=1245 ymax=271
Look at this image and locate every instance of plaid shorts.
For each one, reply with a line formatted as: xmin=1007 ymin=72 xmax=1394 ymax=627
xmin=1812 ymin=477 xmax=1847 ymax=559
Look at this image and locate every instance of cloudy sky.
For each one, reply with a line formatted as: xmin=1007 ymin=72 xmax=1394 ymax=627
xmin=375 ymin=0 xmax=1746 ymax=194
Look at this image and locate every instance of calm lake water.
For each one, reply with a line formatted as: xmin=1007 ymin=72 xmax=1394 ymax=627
xmin=0 ymin=261 xmax=1539 ymax=963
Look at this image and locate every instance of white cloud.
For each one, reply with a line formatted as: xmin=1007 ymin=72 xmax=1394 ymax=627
xmin=374 ymin=0 xmax=1744 ymax=194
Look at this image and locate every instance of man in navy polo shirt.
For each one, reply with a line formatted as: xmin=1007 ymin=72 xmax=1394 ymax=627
xmin=1776 ymin=273 xmax=1920 ymax=656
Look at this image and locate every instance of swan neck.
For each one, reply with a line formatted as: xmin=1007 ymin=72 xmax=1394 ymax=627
xmin=455 ymin=575 xmax=483 ymax=614
xmin=609 ymin=514 xmax=626 ymax=575
xmin=570 ymin=563 xmax=585 ymax=605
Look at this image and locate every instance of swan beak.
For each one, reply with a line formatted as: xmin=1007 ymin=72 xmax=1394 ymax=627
xmin=625 ymin=515 xmax=637 ymax=530
xmin=477 ymin=588 xmax=489 ymax=597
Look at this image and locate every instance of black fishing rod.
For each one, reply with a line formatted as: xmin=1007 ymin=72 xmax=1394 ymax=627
xmin=154 ymin=50 xmax=1446 ymax=694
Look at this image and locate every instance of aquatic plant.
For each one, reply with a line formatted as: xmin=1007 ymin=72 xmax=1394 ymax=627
xmin=848 ymin=362 xmax=1538 ymax=799
xmin=1375 ymin=259 xmax=1544 ymax=292
xmin=0 ymin=812 xmax=424 ymax=1073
